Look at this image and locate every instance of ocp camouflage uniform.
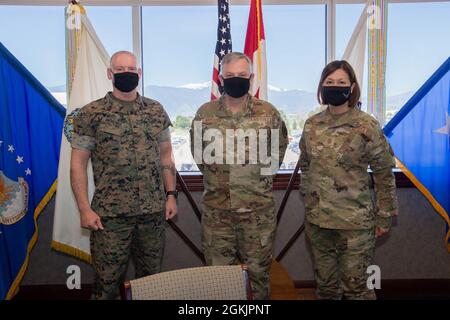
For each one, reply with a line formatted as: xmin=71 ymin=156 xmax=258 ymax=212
xmin=299 ymin=106 xmax=398 ymax=300
xmin=190 ymin=94 xmax=288 ymax=300
xmin=71 ymin=92 xmax=171 ymax=300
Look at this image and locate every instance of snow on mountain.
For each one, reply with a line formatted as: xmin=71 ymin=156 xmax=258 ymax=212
xmin=47 ymin=80 xmax=414 ymax=120
xmin=177 ymin=81 xmax=211 ymax=90
xmin=268 ymin=84 xmax=285 ymax=92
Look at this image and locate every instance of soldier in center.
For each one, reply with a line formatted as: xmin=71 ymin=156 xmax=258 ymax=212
xmin=190 ymin=52 xmax=288 ymax=300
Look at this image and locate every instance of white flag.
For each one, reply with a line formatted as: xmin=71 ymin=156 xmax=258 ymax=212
xmin=342 ymin=2 xmax=369 ymax=89
xmin=52 ymin=13 xmax=111 ymax=262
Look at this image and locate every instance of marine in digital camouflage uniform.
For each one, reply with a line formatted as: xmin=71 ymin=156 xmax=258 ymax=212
xmin=299 ymin=105 xmax=398 ymax=300
xmin=72 ymin=87 xmax=174 ymax=299
xmin=190 ymin=93 xmax=288 ymax=300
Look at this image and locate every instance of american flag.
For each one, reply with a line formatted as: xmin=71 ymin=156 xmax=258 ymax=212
xmin=211 ymin=0 xmax=232 ymax=100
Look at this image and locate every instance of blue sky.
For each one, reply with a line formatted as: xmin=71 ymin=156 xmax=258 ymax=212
xmin=0 ymin=3 xmax=449 ymax=96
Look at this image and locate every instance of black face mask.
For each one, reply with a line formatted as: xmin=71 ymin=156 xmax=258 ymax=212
xmin=322 ymin=86 xmax=352 ymax=106
xmin=222 ymin=77 xmax=250 ymax=98
xmin=113 ymin=72 xmax=139 ymax=93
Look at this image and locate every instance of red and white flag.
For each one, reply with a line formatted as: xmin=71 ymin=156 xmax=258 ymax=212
xmin=244 ymin=0 xmax=267 ymax=100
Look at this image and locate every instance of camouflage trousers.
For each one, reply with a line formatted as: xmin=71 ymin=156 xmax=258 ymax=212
xmin=201 ymin=205 xmax=277 ymax=300
xmin=305 ymin=221 xmax=377 ymax=300
xmin=90 ymin=212 xmax=166 ymax=300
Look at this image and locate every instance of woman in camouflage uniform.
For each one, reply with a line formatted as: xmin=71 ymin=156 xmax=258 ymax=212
xmin=299 ymin=60 xmax=398 ymax=300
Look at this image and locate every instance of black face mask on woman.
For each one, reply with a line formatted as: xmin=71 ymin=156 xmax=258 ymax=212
xmin=222 ymin=77 xmax=251 ymax=98
xmin=113 ymin=72 xmax=139 ymax=93
xmin=322 ymin=86 xmax=352 ymax=106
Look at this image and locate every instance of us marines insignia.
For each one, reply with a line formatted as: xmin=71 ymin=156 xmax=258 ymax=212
xmin=64 ymin=108 xmax=81 ymax=143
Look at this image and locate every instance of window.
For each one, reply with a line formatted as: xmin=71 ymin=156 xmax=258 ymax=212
xmin=385 ymin=1 xmax=450 ymax=123
xmin=263 ymin=4 xmax=326 ymax=170
xmin=2 ymin=1 xmax=445 ymax=174
xmin=142 ymin=4 xmax=325 ymax=171
xmin=0 ymin=6 xmax=66 ymax=106
xmin=336 ymin=3 xmax=368 ymax=111
xmin=0 ymin=5 xmax=133 ymax=108
xmin=142 ymin=6 xmax=220 ymax=172
xmin=84 ymin=6 xmax=132 ymax=56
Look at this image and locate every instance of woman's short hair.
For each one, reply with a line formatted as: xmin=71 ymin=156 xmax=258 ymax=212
xmin=317 ymin=60 xmax=361 ymax=108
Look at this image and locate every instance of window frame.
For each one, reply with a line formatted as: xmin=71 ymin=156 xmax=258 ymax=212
xmin=2 ymin=0 xmax=444 ymax=188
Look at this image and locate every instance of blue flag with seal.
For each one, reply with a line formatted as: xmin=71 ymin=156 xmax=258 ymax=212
xmin=0 ymin=42 xmax=65 ymax=299
xmin=384 ymin=57 xmax=450 ymax=253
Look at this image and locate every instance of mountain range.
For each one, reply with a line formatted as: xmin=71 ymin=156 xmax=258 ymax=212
xmin=47 ymin=82 xmax=414 ymax=119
